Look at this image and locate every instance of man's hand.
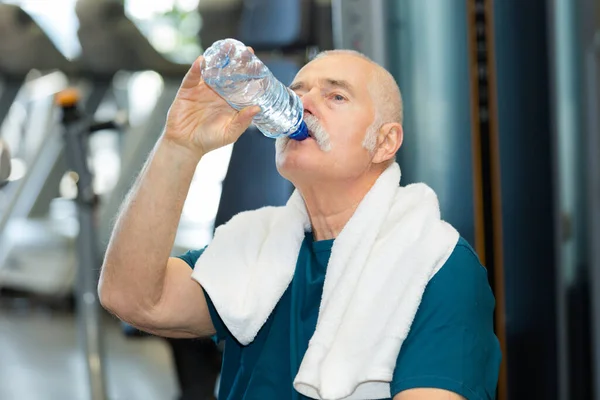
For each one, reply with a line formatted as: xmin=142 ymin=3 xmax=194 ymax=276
xmin=394 ymin=388 xmax=466 ymax=400
xmin=165 ymin=53 xmax=260 ymax=157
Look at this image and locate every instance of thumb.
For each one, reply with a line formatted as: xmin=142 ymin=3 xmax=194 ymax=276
xmin=226 ymin=106 xmax=261 ymax=141
xmin=180 ymin=56 xmax=203 ymax=89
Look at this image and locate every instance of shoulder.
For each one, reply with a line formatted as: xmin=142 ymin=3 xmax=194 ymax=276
xmin=428 ymin=237 xmax=491 ymax=304
xmin=414 ymin=237 xmax=496 ymax=330
xmin=391 ymin=238 xmax=501 ymax=399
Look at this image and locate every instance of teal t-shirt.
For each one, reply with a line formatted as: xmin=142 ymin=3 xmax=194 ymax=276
xmin=179 ymin=234 xmax=501 ymax=400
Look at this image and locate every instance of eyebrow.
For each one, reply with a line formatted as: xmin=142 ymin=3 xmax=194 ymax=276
xmin=289 ymin=78 xmax=356 ymax=96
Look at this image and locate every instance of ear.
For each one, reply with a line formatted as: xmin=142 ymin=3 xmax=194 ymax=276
xmin=372 ymin=122 xmax=403 ymax=165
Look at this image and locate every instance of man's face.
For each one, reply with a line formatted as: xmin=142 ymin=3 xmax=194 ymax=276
xmin=275 ymin=54 xmax=377 ymax=182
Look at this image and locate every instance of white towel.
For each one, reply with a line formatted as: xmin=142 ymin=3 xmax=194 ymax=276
xmin=191 ymin=163 xmax=459 ymax=400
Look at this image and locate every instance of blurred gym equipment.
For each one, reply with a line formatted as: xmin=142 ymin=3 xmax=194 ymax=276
xmin=0 ymin=4 xmax=73 ymax=126
xmin=197 ymin=0 xmax=243 ymax=50
xmin=0 ymin=3 xmax=78 ymax=295
xmin=75 ymin=0 xmax=191 ymax=248
xmin=0 ymin=139 xmax=11 ymax=186
xmin=0 ymin=2 xmax=189 ymax=399
xmin=56 ymin=89 xmax=123 ymax=400
xmin=0 ymin=4 xmax=110 ymax=400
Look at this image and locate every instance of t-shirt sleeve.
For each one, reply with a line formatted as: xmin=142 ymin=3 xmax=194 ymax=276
xmin=176 ymin=249 xmax=205 ymax=269
xmin=391 ymin=239 xmax=502 ymax=400
xmin=176 ymin=248 xmax=228 ymax=342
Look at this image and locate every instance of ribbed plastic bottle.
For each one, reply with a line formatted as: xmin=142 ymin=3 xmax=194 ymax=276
xmin=201 ymin=38 xmax=308 ymax=140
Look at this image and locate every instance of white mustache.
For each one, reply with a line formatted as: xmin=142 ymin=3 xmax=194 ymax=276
xmin=275 ymin=115 xmax=332 ymax=153
xmin=304 ymin=114 xmax=332 ymax=152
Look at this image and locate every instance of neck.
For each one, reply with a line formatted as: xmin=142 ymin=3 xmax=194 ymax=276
xmin=297 ymin=169 xmax=383 ymax=241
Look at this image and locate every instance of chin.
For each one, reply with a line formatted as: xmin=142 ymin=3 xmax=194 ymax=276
xmin=275 ymin=139 xmax=324 ymax=181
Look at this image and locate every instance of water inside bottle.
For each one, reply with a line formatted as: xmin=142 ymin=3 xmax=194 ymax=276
xmin=201 ymin=39 xmax=308 ymax=140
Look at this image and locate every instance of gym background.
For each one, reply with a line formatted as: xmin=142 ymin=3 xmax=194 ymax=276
xmin=0 ymin=0 xmax=598 ymax=399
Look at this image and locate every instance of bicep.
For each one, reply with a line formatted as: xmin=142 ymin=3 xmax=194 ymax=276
xmin=132 ymin=257 xmax=216 ymax=338
xmin=394 ymin=388 xmax=465 ymax=400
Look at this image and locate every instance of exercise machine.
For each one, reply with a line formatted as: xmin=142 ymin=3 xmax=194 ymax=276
xmin=0 ymin=139 xmax=11 ymax=186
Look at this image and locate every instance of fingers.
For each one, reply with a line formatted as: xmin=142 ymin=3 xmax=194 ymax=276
xmin=247 ymin=46 xmax=255 ymax=54
xmin=180 ymin=56 xmax=204 ymax=89
xmin=226 ymin=106 xmax=261 ymax=141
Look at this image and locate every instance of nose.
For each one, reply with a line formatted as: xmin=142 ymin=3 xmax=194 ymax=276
xmin=298 ymin=88 xmax=319 ymax=118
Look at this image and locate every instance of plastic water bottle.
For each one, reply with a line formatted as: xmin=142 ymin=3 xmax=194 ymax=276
xmin=201 ymin=38 xmax=309 ymax=141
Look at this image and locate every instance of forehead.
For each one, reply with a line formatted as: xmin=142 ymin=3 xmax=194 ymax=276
xmin=292 ymin=54 xmax=373 ymax=94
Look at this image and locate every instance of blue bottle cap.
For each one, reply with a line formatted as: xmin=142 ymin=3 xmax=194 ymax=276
xmin=288 ymin=120 xmax=309 ymax=141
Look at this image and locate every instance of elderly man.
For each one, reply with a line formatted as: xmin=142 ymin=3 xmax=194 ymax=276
xmin=99 ymin=49 xmax=501 ymax=400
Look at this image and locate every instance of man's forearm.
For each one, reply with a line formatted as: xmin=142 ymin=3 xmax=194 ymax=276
xmin=99 ymin=135 xmax=202 ymax=316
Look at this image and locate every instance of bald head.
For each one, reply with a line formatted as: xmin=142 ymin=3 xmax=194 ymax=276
xmin=313 ymin=50 xmax=403 ymax=142
xmin=314 ymin=50 xmax=402 ymax=120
